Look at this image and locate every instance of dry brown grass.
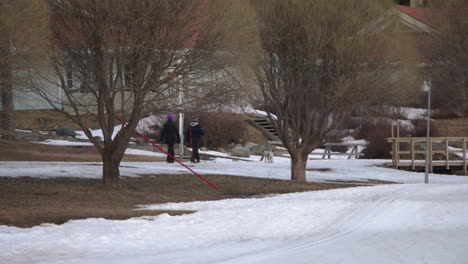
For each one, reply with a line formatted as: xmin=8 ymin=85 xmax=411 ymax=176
xmin=0 ymin=139 xmax=165 ymax=162
xmin=433 ymin=118 xmax=468 ymax=138
xmin=0 ymin=175 xmax=354 ymax=228
xmin=15 ymin=110 xmax=100 ymax=130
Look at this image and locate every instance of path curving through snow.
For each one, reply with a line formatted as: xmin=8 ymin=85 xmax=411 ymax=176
xmin=218 ymin=184 xmax=468 ymax=264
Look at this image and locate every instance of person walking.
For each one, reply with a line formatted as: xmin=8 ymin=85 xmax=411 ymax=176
xmin=186 ymin=116 xmax=205 ymax=163
xmin=160 ymin=115 xmax=180 ymax=163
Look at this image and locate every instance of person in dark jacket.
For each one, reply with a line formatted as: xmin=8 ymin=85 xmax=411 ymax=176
xmin=160 ymin=115 xmax=180 ymax=163
xmin=185 ymin=116 xmax=205 ymax=163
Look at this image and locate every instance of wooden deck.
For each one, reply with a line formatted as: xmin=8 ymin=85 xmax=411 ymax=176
xmin=387 ymin=137 xmax=468 ymax=175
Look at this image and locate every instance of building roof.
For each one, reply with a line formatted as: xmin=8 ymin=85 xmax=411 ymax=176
xmin=396 ymin=5 xmax=467 ymax=30
xmin=396 ymin=5 xmax=435 ymax=27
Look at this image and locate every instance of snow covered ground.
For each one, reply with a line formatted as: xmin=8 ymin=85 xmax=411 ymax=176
xmin=1 ymin=142 xmax=468 ymax=263
xmin=1 ymin=157 xmax=467 ymax=184
xmin=35 ymin=139 xmax=166 ymax=158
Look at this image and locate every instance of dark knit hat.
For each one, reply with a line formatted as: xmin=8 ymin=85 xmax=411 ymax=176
xmin=167 ymin=114 xmax=174 ymax=121
xmin=192 ymin=116 xmax=198 ymax=122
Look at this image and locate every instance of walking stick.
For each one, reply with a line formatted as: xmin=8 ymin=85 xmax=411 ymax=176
xmin=203 ymin=134 xmax=207 ymax=163
xmin=189 ymin=127 xmax=194 ymax=162
xmin=114 ymin=115 xmax=219 ymax=190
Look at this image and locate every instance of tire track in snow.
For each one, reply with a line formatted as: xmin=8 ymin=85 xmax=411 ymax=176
xmin=284 ymin=186 xmax=417 ymax=251
xmin=218 ymin=185 xmax=423 ymax=264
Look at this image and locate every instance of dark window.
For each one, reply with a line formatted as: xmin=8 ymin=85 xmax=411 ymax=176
xmin=66 ymin=69 xmax=73 ymax=89
xmin=394 ymin=0 xmax=410 ymax=5
xmin=124 ymin=64 xmax=134 ymax=88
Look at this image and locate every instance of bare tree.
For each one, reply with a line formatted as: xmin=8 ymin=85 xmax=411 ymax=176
xmin=248 ymin=0 xmax=415 ymax=182
xmin=425 ymin=0 xmax=467 ymax=114
xmin=0 ymin=0 xmax=49 ymax=140
xmin=37 ymin=0 xmax=253 ymax=185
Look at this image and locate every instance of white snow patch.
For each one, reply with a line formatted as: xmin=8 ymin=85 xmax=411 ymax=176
xmin=401 ymin=107 xmax=427 ymax=120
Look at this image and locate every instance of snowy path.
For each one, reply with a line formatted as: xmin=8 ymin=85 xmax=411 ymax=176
xmin=2 ymin=184 xmax=467 ymax=264
xmin=141 ymin=184 xmax=468 ymax=264
xmin=220 ymin=184 xmax=468 ymax=264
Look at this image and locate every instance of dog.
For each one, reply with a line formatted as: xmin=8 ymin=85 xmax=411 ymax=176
xmin=261 ymin=149 xmax=274 ymax=163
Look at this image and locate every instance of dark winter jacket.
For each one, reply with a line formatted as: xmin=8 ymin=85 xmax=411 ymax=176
xmin=185 ymin=122 xmax=205 ymax=143
xmin=160 ymin=120 xmax=180 ymax=144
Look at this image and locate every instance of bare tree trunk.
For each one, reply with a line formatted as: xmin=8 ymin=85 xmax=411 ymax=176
xmin=291 ymin=151 xmax=308 ymax=182
xmin=102 ymin=152 xmax=120 ymax=186
xmin=0 ymin=57 xmax=15 ymax=140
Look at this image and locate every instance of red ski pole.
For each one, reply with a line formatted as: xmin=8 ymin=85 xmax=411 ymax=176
xmin=114 ymin=115 xmax=219 ymax=190
xmin=189 ymin=127 xmax=194 ymax=162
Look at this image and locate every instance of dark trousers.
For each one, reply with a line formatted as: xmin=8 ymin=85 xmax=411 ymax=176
xmin=166 ymin=142 xmax=175 ymax=163
xmin=191 ymin=138 xmax=201 ymax=162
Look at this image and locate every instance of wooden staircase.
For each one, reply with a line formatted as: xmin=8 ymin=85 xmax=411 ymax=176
xmin=246 ymin=117 xmax=281 ymax=142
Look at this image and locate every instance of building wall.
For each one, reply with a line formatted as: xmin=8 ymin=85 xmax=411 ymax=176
xmin=0 ymin=69 xmax=62 ymax=111
xmin=61 ymin=90 xmax=138 ymax=114
xmin=410 ymin=0 xmax=427 ymax=7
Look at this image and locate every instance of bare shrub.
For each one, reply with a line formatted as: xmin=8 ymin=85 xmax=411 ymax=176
xmin=362 ymin=124 xmax=392 ymax=159
xmin=242 ymin=125 xmax=268 ymax=146
xmin=341 ymin=117 xmax=362 ymax=130
xmin=184 ymin=112 xmax=254 ymax=149
xmin=382 ymin=107 xmax=408 ymax=120
xmin=341 ymin=106 xmax=408 ymax=136
xmin=361 ymin=119 xmax=412 ymax=159
xmin=431 ymin=107 xmax=462 ymax=119
xmin=412 ymin=119 xmax=440 ymax=137
xmin=143 ymin=123 xmax=162 ymax=142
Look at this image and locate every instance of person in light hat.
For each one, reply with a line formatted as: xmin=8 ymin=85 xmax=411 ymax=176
xmin=160 ymin=114 xmax=180 ymax=163
xmin=185 ymin=116 xmax=205 ymax=163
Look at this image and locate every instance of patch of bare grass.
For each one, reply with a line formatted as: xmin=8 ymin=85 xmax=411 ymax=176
xmin=0 ymin=175 xmax=356 ymax=228
xmin=433 ymin=118 xmax=468 ymax=138
xmin=15 ymin=110 xmax=98 ymax=131
xmin=306 ymin=168 xmax=333 ymax=172
xmin=0 ymin=139 xmax=165 ymax=162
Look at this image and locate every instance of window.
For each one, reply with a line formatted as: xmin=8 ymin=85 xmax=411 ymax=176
xmin=124 ymin=64 xmax=134 ymax=88
xmin=66 ymin=68 xmax=73 ymax=89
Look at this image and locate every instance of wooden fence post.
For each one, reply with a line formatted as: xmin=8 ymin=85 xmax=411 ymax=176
xmin=445 ymin=138 xmax=450 ymax=170
xmin=464 ymin=138 xmax=467 ymax=176
xmin=396 ymin=122 xmax=400 ymax=165
xmin=394 ymin=139 xmax=399 ymax=169
xmin=411 ymin=138 xmax=415 ymax=170
xmin=429 ymin=138 xmax=433 ymax=173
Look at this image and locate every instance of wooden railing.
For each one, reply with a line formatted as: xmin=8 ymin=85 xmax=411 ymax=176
xmin=268 ymin=141 xmax=366 ymax=160
xmin=386 ymin=137 xmax=468 ymax=175
xmin=313 ymin=143 xmax=366 ymax=159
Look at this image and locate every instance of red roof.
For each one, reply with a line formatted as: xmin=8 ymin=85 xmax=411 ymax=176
xmin=396 ymin=5 xmax=438 ymax=27
xmin=396 ymin=5 xmax=467 ymax=29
